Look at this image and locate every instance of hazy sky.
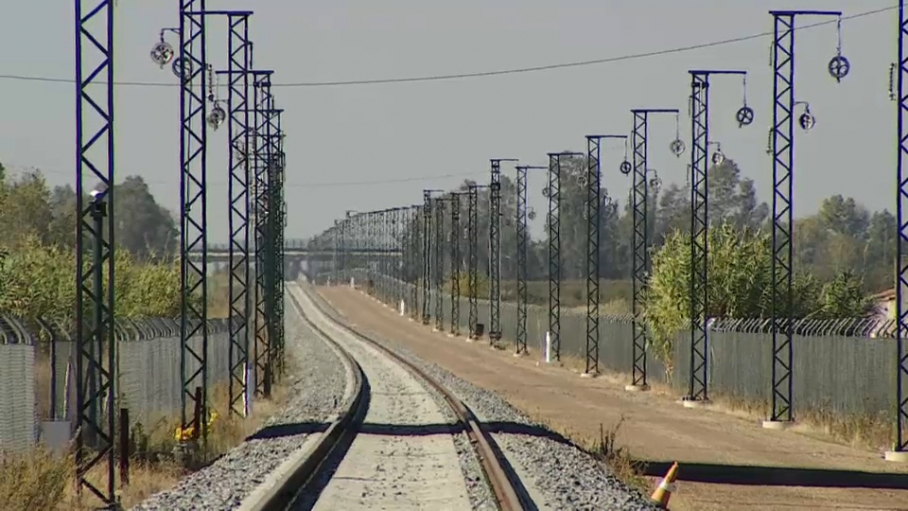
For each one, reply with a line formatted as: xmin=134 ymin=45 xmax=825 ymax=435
xmin=0 ymin=0 xmax=899 ymax=243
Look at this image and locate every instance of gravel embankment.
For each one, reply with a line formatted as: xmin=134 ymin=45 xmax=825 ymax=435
xmin=131 ymin=297 xmax=350 ymax=511
xmin=309 ymin=287 xmax=661 ymax=511
xmin=290 ymin=287 xmax=494 ymax=511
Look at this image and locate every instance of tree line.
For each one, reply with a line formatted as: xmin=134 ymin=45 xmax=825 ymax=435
xmin=385 ymin=154 xmax=893 ymax=319
xmin=0 ymin=163 xmax=185 ymax=323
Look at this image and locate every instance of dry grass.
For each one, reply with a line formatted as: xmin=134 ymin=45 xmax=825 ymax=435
xmin=526 ymin=412 xmax=650 ymax=493
xmin=709 ymin=393 xmax=893 ymax=453
xmin=0 ymin=448 xmax=73 ymax=511
xmin=477 ymin=329 xmax=897 ymax=500
xmin=501 ymin=279 xmax=632 ymax=308
xmin=588 ymin=417 xmax=650 ymax=491
xmin=7 ymin=351 xmax=295 ymax=511
xmin=207 ymin=270 xmax=232 ymax=319
xmin=532 ymin=343 xmax=896 ymax=455
xmin=1 ymin=271 xmax=295 ymax=510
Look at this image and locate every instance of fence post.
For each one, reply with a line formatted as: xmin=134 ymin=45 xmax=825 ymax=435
xmin=119 ymin=408 xmax=130 ymax=486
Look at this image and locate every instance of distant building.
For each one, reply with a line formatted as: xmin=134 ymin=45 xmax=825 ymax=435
xmin=871 ymin=288 xmax=898 ymax=321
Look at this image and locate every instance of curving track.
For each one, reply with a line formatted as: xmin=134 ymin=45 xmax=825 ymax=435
xmin=263 ymin=282 xmax=526 ymax=511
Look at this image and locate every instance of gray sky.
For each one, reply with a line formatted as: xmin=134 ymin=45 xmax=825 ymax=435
xmin=0 ymin=0 xmax=898 ymax=243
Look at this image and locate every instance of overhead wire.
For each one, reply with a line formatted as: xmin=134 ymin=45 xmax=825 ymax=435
xmin=3 ymin=164 xmax=485 ymax=189
xmin=0 ymin=5 xmax=894 ymax=88
xmin=1 ymin=4 xmax=894 ymax=195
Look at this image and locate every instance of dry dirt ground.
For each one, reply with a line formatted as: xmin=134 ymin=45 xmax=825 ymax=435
xmin=319 ymin=286 xmax=908 ymax=511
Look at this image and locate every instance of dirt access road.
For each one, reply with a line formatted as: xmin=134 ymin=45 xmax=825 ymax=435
xmin=320 ymin=286 xmax=908 ymax=511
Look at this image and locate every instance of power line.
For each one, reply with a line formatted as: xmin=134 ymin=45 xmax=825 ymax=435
xmin=0 ymin=6 xmax=892 ymax=89
xmin=4 ymin=164 xmax=484 ymax=188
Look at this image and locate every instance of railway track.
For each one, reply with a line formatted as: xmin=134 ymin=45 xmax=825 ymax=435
xmin=245 ymin=282 xmax=527 ymax=511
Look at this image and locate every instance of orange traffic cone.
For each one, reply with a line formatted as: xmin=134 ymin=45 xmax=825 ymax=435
xmin=650 ymin=461 xmax=679 ymax=509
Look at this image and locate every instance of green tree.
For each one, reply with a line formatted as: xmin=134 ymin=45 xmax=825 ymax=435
xmin=0 ymin=170 xmax=54 ymax=247
xmin=654 ymin=182 xmax=690 ymax=243
xmin=862 ymin=210 xmax=896 ymax=291
xmin=113 ymin=176 xmax=178 ymax=259
xmin=817 ymin=194 xmax=869 ymax=239
xmin=47 ymin=184 xmax=77 ymax=248
xmin=817 ymin=270 xmax=873 ymax=318
xmin=706 ymin=159 xmax=768 ymax=229
xmin=0 ymin=168 xmax=189 ymax=324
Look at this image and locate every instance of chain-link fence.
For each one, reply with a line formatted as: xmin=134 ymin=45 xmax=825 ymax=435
xmin=0 ymin=316 xmax=231 ymax=453
xmin=0 ymin=316 xmax=36 ymax=453
xmin=319 ymin=269 xmax=897 ymax=421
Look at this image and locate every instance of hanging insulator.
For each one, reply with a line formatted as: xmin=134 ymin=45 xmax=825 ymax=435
xmin=172 ymin=57 xmax=192 ymax=81
xmin=207 ymin=103 xmax=226 ymax=130
xmin=828 ymin=55 xmax=850 ymax=83
xmin=736 ymin=105 xmax=754 ymax=127
xmin=799 ymin=108 xmax=816 ymax=131
xmin=150 ymin=41 xmax=175 ymax=68
xmin=711 ymin=150 xmax=725 ymax=166
xmin=669 ymin=139 xmax=686 ymax=157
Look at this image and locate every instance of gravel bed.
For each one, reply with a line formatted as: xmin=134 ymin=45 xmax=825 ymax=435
xmin=291 ymin=293 xmax=493 ymax=510
xmin=131 ymin=300 xmax=349 ymax=511
xmin=400 ymin=353 xmax=497 ymax=511
xmin=311 ymin=289 xmax=660 ymax=511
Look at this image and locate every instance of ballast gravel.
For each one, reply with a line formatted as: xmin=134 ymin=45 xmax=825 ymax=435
xmin=291 ymin=288 xmax=490 ymax=511
xmin=400 ymin=354 xmax=498 ymax=511
xmin=131 ymin=297 xmax=349 ymax=511
xmin=314 ymin=288 xmax=661 ymax=511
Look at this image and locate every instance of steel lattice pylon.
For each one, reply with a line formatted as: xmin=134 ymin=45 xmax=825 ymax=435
xmin=338 ymin=216 xmax=346 ymax=281
xmin=383 ymin=211 xmax=389 ymax=300
xmin=378 ymin=212 xmax=384 ymax=297
xmin=515 ymin=166 xmax=544 ymax=354
xmin=263 ymin=87 xmax=278 ymax=396
xmin=434 ymin=198 xmax=446 ymax=332
xmin=366 ymin=213 xmax=373 ymax=287
xmin=467 ymin=185 xmax=481 ymax=338
xmin=768 ymin=9 xmax=840 ymax=424
xmin=489 ymin=158 xmax=517 ymax=344
xmin=584 ymin=137 xmax=626 ymax=375
xmin=74 ymin=0 xmax=117 ymax=503
xmin=393 ymin=209 xmax=400 ymax=303
xmin=386 ymin=210 xmax=393 ymax=301
xmin=179 ymin=0 xmax=210 ymax=443
xmin=410 ymin=206 xmax=421 ymax=319
xmin=770 ymin=13 xmax=796 ymax=424
xmin=547 ymin=154 xmax=562 ymax=360
xmin=584 ymin=138 xmax=603 ymax=375
xmin=629 ymin=109 xmax=677 ymax=389
xmin=392 ymin=209 xmax=400 ymax=304
xmin=895 ymin=1 xmax=908 ymax=456
xmin=686 ymin=70 xmax=745 ymax=404
xmin=450 ymin=194 xmax=462 ymax=336
xmin=220 ymin=12 xmax=252 ymax=418
xmin=547 ymin=154 xmax=560 ymax=360
xmin=328 ymin=220 xmax=342 ymax=280
xmin=421 ymin=190 xmax=436 ymax=324
xmin=369 ymin=213 xmax=376 ymax=288
xmin=515 ymin=167 xmax=530 ymax=354
xmin=545 ymin=153 xmax=580 ymax=361
xmin=631 ymin=113 xmax=649 ymax=388
xmin=251 ymin=72 xmax=273 ymax=398
xmin=489 ymin=161 xmax=502 ymax=343
xmin=687 ymin=73 xmax=709 ymax=404
xmin=269 ymin=109 xmax=285 ymax=379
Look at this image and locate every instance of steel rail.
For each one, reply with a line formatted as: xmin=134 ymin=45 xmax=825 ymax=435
xmin=298 ymin=282 xmax=525 ymax=511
